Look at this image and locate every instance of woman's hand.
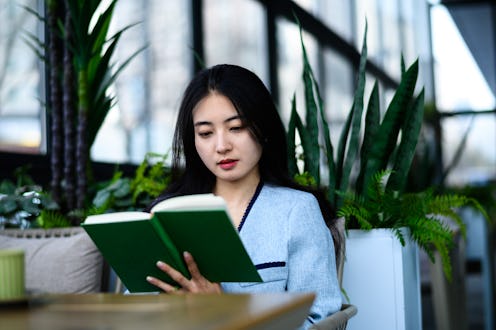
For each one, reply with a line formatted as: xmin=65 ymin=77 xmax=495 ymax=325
xmin=146 ymin=251 xmax=222 ymax=294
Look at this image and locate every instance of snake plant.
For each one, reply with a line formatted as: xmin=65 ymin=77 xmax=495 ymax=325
xmin=287 ymin=21 xmax=424 ymax=219
xmin=286 ymin=21 xmax=492 ymax=280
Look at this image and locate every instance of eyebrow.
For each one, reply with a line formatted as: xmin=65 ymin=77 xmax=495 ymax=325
xmin=194 ymin=115 xmax=243 ymax=127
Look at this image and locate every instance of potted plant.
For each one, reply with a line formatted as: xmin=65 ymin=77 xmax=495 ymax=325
xmin=287 ymin=21 xmax=489 ymax=330
xmin=91 ymin=152 xmax=171 ymax=214
xmin=24 ymin=0 xmax=144 ymax=219
xmin=0 ymin=166 xmax=66 ymax=229
xmin=0 ymin=151 xmax=171 ymax=230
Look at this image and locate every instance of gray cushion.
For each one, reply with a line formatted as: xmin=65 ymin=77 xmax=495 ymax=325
xmin=0 ymin=229 xmax=103 ymax=294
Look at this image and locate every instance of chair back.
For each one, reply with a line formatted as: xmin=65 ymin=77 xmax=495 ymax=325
xmin=0 ymin=227 xmax=112 ymax=293
xmin=309 ymin=304 xmax=358 ymax=330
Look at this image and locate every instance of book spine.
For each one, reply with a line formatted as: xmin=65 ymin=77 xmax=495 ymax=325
xmin=150 ymin=217 xmax=190 ymax=278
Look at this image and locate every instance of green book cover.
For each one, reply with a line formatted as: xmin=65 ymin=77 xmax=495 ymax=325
xmin=82 ymin=194 xmax=261 ymax=293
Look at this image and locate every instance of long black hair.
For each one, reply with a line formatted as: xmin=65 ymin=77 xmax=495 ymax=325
xmin=150 ymin=64 xmax=341 ymax=256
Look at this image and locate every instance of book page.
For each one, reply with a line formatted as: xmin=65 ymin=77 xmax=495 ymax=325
xmin=150 ymin=193 xmax=227 ymax=213
xmin=84 ymin=211 xmax=150 ymax=224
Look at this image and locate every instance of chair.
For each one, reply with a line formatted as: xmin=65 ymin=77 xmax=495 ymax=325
xmin=334 ymin=217 xmax=346 ymax=286
xmin=308 ymin=217 xmax=357 ymax=330
xmin=0 ymin=227 xmax=117 ymax=293
xmin=309 ymin=304 xmax=358 ymax=330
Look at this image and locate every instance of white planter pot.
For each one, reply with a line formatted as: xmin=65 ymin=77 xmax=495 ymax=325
xmin=342 ymin=228 xmax=422 ymax=330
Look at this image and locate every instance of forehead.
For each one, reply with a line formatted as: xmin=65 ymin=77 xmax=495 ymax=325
xmin=193 ymin=93 xmax=239 ymax=120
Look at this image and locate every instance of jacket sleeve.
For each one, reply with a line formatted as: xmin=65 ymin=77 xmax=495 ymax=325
xmin=286 ymin=194 xmax=342 ymax=328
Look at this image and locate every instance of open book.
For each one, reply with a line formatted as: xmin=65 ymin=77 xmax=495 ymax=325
xmin=82 ymin=193 xmax=262 ymax=293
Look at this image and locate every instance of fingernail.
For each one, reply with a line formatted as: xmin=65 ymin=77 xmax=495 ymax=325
xmin=183 ymin=251 xmax=190 ymax=258
xmin=157 ymin=261 xmax=166 ymax=267
xmin=146 ymin=276 xmax=153 ymax=282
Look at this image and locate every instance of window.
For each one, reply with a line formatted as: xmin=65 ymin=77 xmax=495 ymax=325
xmin=204 ymin=0 xmax=267 ymax=81
xmin=91 ymin=0 xmax=191 ymax=163
xmin=0 ymin=0 xmax=44 ymax=153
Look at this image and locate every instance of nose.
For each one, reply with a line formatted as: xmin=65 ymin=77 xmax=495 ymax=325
xmin=215 ymin=131 xmax=232 ymax=153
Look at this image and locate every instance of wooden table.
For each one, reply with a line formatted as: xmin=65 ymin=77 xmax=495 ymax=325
xmin=0 ymin=292 xmax=315 ymax=330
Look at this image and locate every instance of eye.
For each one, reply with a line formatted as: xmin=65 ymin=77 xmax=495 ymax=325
xmin=229 ymin=121 xmax=246 ymax=132
xmin=197 ymin=131 xmax=212 ymax=138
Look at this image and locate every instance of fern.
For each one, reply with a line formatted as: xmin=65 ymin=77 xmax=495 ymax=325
xmin=36 ymin=210 xmax=71 ymax=229
xmin=293 ymin=172 xmax=317 ymax=188
xmin=338 ymin=170 xmax=489 ymax=281
xmin=130 ymin=152 xmax=171 ymax=204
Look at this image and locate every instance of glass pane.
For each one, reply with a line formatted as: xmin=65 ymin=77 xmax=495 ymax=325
xmin=204 ymin=0 xmax=267 ymax=82
xmin=431 ymin=5 xmax=496 ymax=112
xmin=443 ymin=115 xmax=496 ymax=186
xmin=322 ymin=49 xmax=354 ymax=161
xmin=292 ymin=0 xmax=313 ymax=12
xmin=378 ymin=0 xmax=401 ymax=80
xmin=0 ymin=0 xmax=43 ymax=153
xmin=399 ymin=0 xmax=417 ymax=65
xmin=316 ymin=0 xmax=354 ymax=42
xmin=91 ymin=0 xmax=191 ymax=164
xmin=276 ymin=17 xmax=319 ymax=126
xmin=354 ymin=0 xmax=380 ymax=61
xmin=323 ymin=49 xmax=353 ymax=123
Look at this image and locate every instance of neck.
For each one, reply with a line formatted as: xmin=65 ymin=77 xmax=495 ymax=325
xmin=214 ymin=176 xmax=261 ymax=227
xmin=213 ymin=176 xmax=260 ymax=207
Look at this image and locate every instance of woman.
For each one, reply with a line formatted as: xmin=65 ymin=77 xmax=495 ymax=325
xmin=146 ymin=64 xmax=342 ymax=328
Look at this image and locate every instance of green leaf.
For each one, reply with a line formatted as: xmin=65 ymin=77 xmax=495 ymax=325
xmin=0 ymin=196 xmax=18 ymax=214
xmin=19 ymin=196 xmax=41 ymax=215
xmin=287 ymin=95 xmax=299 ymax=178
xmin=361 ymin=59 xmax=419 ymax=191
xmin=298 ymin=25 xmax=320 ymax=184
xmin=339 ymin=22 xmax=368 ymax=198
xmin=335 ymin=106 xmax=353 ymax=206
xmin=37 ymin=210 xmax=71 ymax=229
xmin=387 ymin=89 xmax=425 ymax=192
xmin=318 ymin=90 xmax=336 ymax=202
xmin=356 ymin=81 xmax=380 ymax=194
xmin=0 ymin=180 xmax=17 ymax=195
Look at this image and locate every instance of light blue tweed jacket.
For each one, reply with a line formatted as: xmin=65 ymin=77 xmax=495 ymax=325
xmin=221 ymin=183 xmax=342 ymax=329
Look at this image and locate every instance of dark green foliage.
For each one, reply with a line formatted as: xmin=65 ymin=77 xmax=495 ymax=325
xmin=64 ymin=0 xmax=146 ymax=150
xmin=63 ymin=0 xmax=146 ymax=210
xmin=92 ymin=152 xmax=171 ymax=213
xmin=337 ymin=170 xmax=489 ymax=280
xmin=285 ymin=19 xmax=492 ymax=281
xmin=336 ymin=23 xmax=368 ymax=205
xmin=24 ymin=1 xmax=145 ymax=216
xmin=287 ymin=21 xmax=424 ymax=218
xmin=447 ymin=183 xmax=496 ymax=222
xmin=358 ymin=58 xmax=422 ymax=196
xmin=36 ymin=210 xmax=72 ymax=229
xmin=293 ymin=171 xmax=317 ymax=188
xmin=0 ymin=152 xmax=172 ymax=229
xmin=287 ymin=19 xmax=337 ymax=204
xmin=0 ymin=172 xmax=62 ymax=229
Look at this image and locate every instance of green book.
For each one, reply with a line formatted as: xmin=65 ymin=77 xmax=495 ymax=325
xmin=82 ymin=193 xmax=262 ymax=293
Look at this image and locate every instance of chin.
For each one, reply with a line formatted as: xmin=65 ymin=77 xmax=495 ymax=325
xmin=217 ymin=174 xmax=242 ymax=182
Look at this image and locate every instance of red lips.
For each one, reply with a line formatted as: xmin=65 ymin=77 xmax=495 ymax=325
xmin=218 ymin=159 xmax=237 ymax=170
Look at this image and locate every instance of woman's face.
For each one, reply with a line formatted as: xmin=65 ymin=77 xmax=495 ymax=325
xmin=192 ymin=93 xmax=262 ymax=185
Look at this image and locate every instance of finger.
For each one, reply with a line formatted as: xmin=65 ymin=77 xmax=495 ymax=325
xmin=183 ymin=251 xmax=203 ymax=279
xmin=156 ymin=261 xmax=191 ymax=289
xmin=146 ymin=276 xmax=183 ymax=294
